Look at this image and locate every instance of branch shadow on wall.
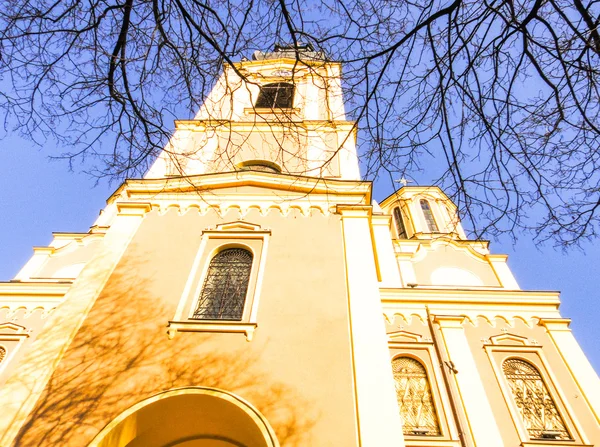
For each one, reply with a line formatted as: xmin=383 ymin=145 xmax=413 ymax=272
xmin=12 ymin=254 xmax=316 ymax=446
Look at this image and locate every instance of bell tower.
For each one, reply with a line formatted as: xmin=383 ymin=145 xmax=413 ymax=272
xmin=146 ymin=44 xmax=360 ymax=180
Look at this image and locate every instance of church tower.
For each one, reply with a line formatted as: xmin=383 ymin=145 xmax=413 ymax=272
xmin=0 ymin=46 xmax=598 ymax=447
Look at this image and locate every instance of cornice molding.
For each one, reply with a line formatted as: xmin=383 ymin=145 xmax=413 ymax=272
xmin=105 ymin=172 xmax=371 ymax=218
xmin=173 ymin=119 xmax=356 ymax=133
xmin=380 ymin=287 xmax=560 ymax=307
xmin=0 ymin=281 xmax=70 ymax=315
xmin=0 ymin=282 xmax=72 ymax=296
xmin=380 ymin=185 xmax=456 ymax=209
xmin=115 ymin=171 xmax=370 ymax=199
xmin=394 ymin=237 xmax=491 ymax=259
xmin=232 ymin=57 xmax=340 ymax=70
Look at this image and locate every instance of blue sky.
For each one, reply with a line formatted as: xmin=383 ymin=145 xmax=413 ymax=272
xmin=0 ymin=133 xmax=598 ymax=374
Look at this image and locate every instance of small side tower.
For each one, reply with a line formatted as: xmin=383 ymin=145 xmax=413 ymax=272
xmin=373 ymin=185 xmax=600 ymax=446
xmin=146 ymin=44 xmax=360 ymax=180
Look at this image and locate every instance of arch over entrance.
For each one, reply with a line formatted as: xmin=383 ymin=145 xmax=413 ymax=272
xmin=89 ymin=387 xmax=279 ymax=447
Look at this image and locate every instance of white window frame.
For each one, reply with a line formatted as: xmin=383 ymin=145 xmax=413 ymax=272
xmin=484 ymin=342 xmax=590 ymax=446
xmin=167 ymin=221 xmax=270 ymax=341
xmin=388 ymin=331 xmax=461 ymax=446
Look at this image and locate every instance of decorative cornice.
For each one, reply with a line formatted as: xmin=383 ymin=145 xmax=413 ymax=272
xmin=105 ymin=172 xmax=371 ymax=219
xmin=231 ymin=57 xmax=340 ymax=69
xmin=394 ymin=237 xmax=491 ymax=260
xmin=380 ymin=287 xmax=560 ymax=307
xmin=380 ymin=185 xmax=455 ymax=209
xmin=0 ymin=281 xmax=71 ymax=315
xmin=114 ymin=171 xmax=369 ymax=199
xmin=173 ymin=119 xmax=356 ymax=133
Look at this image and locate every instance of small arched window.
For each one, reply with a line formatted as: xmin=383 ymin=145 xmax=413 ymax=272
xmin=393 ymin=207 xmax=407 ymax=239
xmin=255 ymin=83 xmax=295 ymax=108
xmin=392 ymin=357 xmax=441 ymax=436
xmin=420 ymin=199 xmax=440 ymax=233
xmin=238 ymin=160 xmax=281 ymax=174
xmin=503 ymin=358 xmax=571 ymax=440
xmin=192 ymin=248 xmax=253 ymax=321
xmin=0 ymin=346 xmax=5 ymax=363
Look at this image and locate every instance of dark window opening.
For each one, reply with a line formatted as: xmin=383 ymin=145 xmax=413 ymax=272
xmin=239 ymin=160 xmax=281 ymax=174
xmin=393 ymin=207 xmax=408 ymax=239
xmin=420 ymin=199 xmax=440 ymax=233
xmin=255 ymin=83 xmax=295 ymax=108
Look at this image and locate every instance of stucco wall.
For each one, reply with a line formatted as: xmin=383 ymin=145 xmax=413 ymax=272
xmin=413 ymin=244 xmax=500 ymax=287
xmin=13 ymin=206 xmax=358 ymax=446
xmin=36 ymin=239 xmax=102 ymax=279
xmin=0 ymin=310 xmax=48 ymax=387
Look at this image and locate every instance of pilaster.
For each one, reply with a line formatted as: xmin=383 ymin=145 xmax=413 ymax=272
xmin=433 ymin=315 xmax=503 ymax=447
xmin=371 ymin=215 xmax=402 ymax=287
xmin=539 ymin=318 xmax=600 ymax=424
xmin=337 ymin=204 xmax=405 ymax=447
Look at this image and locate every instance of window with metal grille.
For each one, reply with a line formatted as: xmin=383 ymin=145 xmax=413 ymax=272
xmin=393 ymin=207 xmax=407 ymax=239
xmin=503 ymin=358 xmax=571 ymax=440
xmin=420 ymin=199 xmax=440 ymax=233
xmin=255 ymin=83 xmax=295 ymax=108
xmin=192 ymin=248 xmax=253 ymax=321
xmin=0 ymin=346 xmax=5 ymax=363
xmin=392 ymin=357 xmax=441 ymax=436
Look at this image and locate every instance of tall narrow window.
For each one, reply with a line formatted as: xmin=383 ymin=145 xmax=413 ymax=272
xmin=420 ymin=199 xmax=440 ymax=233
xmin=192 ymin=248 xmax=253 ymax=321
xmin=255 ymin=83 xmax=295 ymax=108
xmin=392 ymin=357 xmax=441 ymax=436
xmin=0 ymin=346 xmax=5 ymax=363
xmin=393 ymin=207 xmax=407 ymax=239
xmin=503 ymin=358 xmax=571 ymax=440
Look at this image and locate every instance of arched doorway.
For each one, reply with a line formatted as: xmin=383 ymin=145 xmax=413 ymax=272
xmin=89 ymin=387 xmax=279 ymax=447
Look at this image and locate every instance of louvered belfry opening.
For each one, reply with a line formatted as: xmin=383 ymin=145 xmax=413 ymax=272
xmin=255 ymin=83 xmax=295 ymax=108
xmin=192 ymin=248 xmax=253 ymax=321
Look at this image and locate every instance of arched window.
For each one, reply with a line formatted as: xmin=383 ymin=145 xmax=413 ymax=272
xmin=0 ymin=346 xmax=5 ymax=363
xmin=238 ymin=160 xmax=281 ymax=174
xmin=192 ymin=248 xmax=253 ymax=321
xmin=255 ymin=83 xmax=295 ymax=108
xmin=393 ymin=207 xmax=407 ymax=239
xmin=420 ymin=199 xmax=440 ymax=233
xmin=502 ymin=358 xmax=571 ymax=440
xmin=392 ymin=357 xmax=441 ymax=436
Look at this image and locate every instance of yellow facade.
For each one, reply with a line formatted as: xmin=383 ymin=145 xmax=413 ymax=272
xmin=0 ymin=46 xmax=598 ymax=446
